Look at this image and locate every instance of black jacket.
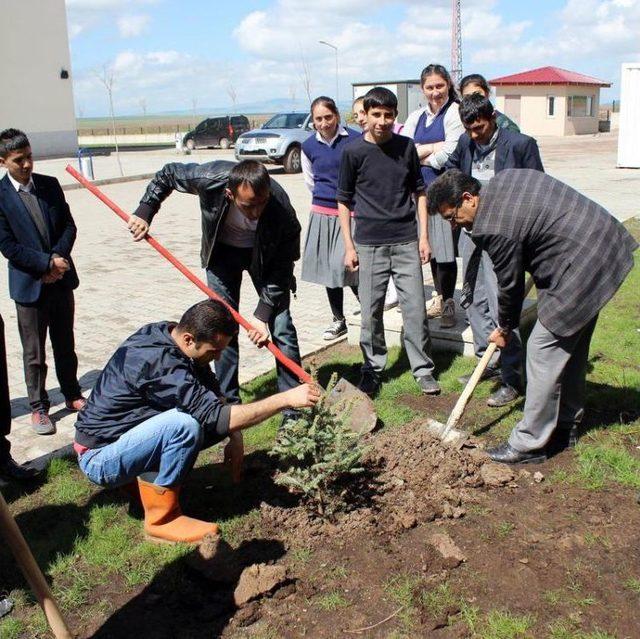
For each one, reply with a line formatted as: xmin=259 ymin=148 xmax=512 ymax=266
xmin=445 ymin=128 xmax=543 ymax=175
xmin=135 ymin=161 xmax=301 ymax=322
xmin=0 ymin=173 xmax=79 ymax=304
xmin=75 ymin=321 xmax=231 ymax=449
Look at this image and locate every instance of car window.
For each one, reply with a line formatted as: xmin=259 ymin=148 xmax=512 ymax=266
xmin=263 ymin=114 xmax=289 ymax=129
xmin=287 ymin=114 xmax=307 ymax=128
xmin=231 ymin=116 xmax=248 ymax=127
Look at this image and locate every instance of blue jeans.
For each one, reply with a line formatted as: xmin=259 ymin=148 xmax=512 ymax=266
xmin=206 ymin=243 xmax=302 ymax=406
xmin=78 ymin=409 xmax=204 ymax=488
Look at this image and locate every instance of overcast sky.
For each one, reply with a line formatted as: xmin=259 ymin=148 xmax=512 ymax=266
xmin=66 ymin=0 xmax=640 ymax=117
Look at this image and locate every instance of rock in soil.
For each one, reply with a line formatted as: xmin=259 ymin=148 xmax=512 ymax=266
xmin=234 ymin=564 xmax=288 ymax=606
xmin=429 ymin=532 xmax=466 ymax=568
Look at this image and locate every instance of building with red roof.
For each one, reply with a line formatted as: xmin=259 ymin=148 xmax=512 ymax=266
xmin=488 ymin=66 xmax=611 ymax=136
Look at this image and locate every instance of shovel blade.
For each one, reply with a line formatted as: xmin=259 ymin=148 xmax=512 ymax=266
xmin=425 ymin=418 xmax=469 ymax=448
xmin=325 ymin=377 xmax=378 ymax=434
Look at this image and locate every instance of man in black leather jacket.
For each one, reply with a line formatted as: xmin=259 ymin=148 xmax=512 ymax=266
xmin=129 ymin=160 xmax=303 ymax=420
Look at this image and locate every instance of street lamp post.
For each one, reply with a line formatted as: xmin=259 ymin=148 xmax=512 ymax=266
xmin=318 ymin=40 xmax=339 ymax=105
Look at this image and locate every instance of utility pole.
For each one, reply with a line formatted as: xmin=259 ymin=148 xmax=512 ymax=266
xmin=451 ymin=0 xmax=463 ymax=86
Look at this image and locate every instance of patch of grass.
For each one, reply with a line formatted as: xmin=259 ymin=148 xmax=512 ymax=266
xmin=583 ymin=532 xmax=612 ymax=550
xmin=289 ymin=547 xmax=313 ymax=565
xmin=0 ymin=617 xmax=24 ymax=639
xmin=573 ymin=435 xmax=640 ymax=490
xmin=543 ymin=589 xmax=563 ymax=606
xmin=461 ymin=605 xmax=535 ymax=639
xmin=547 ymin=620 xmax=617 ymax=639
xmin=41 ymin=457 xmax=92 ymax=505
xmin=624 ymin=577 xmax=640 ymax=593
xmin=419 ymin=583 xmax=461 ymax=620
xmin=328 ymin=564 xmax=349 ymax=580
xmin=496 ymin=521 xmax=515 ymax=538
xmin=384 ymin=574 xmax=422 ymax=632
xmin=315 ymin=590 xmax=349 ymax=610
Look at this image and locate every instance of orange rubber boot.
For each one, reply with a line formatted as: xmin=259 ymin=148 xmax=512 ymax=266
xmin=137 ymin=478 xmax=219 ymax=544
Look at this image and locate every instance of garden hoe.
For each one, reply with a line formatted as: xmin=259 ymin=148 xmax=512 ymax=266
xmin=66 ymin=166 xmax=377 ymax=434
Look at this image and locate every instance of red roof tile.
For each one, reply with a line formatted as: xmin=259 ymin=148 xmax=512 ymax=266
xmin=489 ymin=66 xmax=610 ymax=87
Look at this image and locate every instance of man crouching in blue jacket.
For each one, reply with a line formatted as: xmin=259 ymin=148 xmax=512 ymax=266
xmin=74 ymin=299 xmax=320 ymax=544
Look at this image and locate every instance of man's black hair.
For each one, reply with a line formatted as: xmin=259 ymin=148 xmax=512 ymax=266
xmin=459 ymin=94 xmax=496 ymax=126
xmin=0 ymin=128 xmax=30 ymax=158
xmin=228 ymin=160 xmax=271 ymax=195
xmin=176 ymin=299 xmax=238 ymax=341
xmin=459 ymin=73 xmax=491 ymax=96
xmin=426 ymin=169 xmax=481 ymax=216
xmin=363 ymin=87 xmax=398 ymax=113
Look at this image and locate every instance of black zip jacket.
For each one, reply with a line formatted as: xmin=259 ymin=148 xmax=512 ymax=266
xmin=134 ymin=161 xmax=301 ymax=322
xmin=75 ymin=322 xmax=231 ymax=449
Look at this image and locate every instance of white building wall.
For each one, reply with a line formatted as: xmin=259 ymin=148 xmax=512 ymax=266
xmin=0 ymin=0 xmax=77 ymax=157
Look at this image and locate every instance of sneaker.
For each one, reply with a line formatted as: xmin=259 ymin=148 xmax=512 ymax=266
xmin=458 ymin=366 xmax=501 ymax=385
xmin=426 ymin=292 xmax=443 ymax=319
xmin=357 ymin=372 xmax=380 ymax=397
xmin=322 ymin=319 xmax=347 ymax=341
xmin=31 ymin=410 xmax=55 ymax=435
xmin=417 ymin=374 xmax=441 ymax=395
xmin=487 ymin=384 xmax=521 ymax=407
xmin=440 ymin=298 xmax=456 ymax=328
xmin=65 ymin=396 xmax=87 ymax=411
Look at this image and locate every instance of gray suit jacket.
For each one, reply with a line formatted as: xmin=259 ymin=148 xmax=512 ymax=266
xmin=472 ymin=169 xmax=638 ymax=337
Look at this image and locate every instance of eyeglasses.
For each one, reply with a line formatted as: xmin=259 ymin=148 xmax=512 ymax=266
xmin=441 ymin=205 xmax=460 ymax=223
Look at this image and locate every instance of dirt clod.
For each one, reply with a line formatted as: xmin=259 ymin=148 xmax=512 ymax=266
xmin=234 ymin=601 xmax=262 ymax=626
xmin=533 ymin=471 xmax=545 ymax=483
xmin=234 ymin=563 xmax=288 ymax=606
xmin=429 ymin=532 xmax=466 ymax=567
xmin=480 ymin=463 xmax=516 ymax=487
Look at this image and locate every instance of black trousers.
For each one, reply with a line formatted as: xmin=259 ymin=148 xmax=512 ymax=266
xmin=0 ymin=314 xmax=11 ymax=460
xmin=15 ymin=284 xmax=81 ymax=412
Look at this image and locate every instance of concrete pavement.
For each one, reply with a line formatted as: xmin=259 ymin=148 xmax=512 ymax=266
xmin=1 ymin=131 xmax=637 ymax=464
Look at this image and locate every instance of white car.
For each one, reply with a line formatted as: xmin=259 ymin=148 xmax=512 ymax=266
xmin=235 ymin=112 xmax=314 ymax=173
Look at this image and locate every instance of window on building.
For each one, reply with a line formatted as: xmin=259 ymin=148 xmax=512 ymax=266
xmin=567 ymin=95 xmax=595 ymax=117
xmin=547 ymin=96 xmax=555 ymax=116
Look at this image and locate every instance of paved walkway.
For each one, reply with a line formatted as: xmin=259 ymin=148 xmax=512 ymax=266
xmin=2 ymin=132 xmax=637 ymax=464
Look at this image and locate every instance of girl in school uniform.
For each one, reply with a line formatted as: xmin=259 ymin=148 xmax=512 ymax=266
xmin=301 ymin=96 xmax=360 ymax=340
xmin=403 ymin=64 xmax=465 ymax=329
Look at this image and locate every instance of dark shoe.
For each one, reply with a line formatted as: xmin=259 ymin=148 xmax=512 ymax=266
xmin=487 ymin=384 xmax=521 ymax=407
xmin=458 ymin=366 xmax=501 ymax=385
xmin=439 ymin=298 xmax=456 ymax=328
xmin=0 ymin=456 xmax=40 ymax=480
xmin=65 ymin=396 xmax=87 ymax=411
xmin=417 ymin=375 xmax=441 ymax=395
xmin=547 ymin=424 xmax=579 ymax=455
xmin=358 ymin=372 xmax=380 ymax=397
xmin=322 ymin=319 xmax=347 ymax=341
xmin=31 ymin=410 xmax=55 ymax=435
xmin=487 ymin=442 xmax=547 ymax=465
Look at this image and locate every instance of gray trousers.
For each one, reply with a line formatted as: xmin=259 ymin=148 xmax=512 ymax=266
xmin=509 ymin=316 xmax=598 ymax=452
xmin=356 ymin=241 xmax=434 ymax=379
xmin=459 ymin=231 xmax=523 ymax=388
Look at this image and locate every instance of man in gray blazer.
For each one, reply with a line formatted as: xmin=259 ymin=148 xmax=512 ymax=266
xmin=427 ymin=169 xmax=637 ymax=464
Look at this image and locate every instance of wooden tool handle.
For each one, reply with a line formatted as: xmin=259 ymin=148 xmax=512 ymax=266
xmin=65 ymin=165 xmax=312 ymax=384
xmin=0 ymin=491 xmax=73 ymax=639
xmin=441 ymin=342 xmax=498 ymax=440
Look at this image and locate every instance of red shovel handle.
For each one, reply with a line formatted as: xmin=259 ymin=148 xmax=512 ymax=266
xmin=65 ymin=165 xmax=312 ymax=384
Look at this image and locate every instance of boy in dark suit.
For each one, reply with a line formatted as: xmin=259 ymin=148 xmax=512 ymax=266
xmin=0 ymin=129 xmax=85 ymax=435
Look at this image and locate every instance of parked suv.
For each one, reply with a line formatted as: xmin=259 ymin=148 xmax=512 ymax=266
xmin=182 ymin=115 xmax=250 ymax=150
xmin=234 ymin=112 xmax=314 ymax=173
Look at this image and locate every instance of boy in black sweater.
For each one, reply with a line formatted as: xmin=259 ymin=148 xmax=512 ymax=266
xmin=337 ymin=87 xmax=439 ymax=396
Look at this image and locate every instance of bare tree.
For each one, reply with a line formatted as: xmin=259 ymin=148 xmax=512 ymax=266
xmin=139 ymin=98 xmax=147 ymax=117
xmin=289 ymin=83 xmax=297 ymax=109
xmin=299 ymin=50 xmax=313 ymax=105
xmin=94 ymin=64 xmax=124 ymax=177
xmin=191 ymin=96 xmax=198 ymax=123
xmin=226 ymin=84 xmax=238 ymax=112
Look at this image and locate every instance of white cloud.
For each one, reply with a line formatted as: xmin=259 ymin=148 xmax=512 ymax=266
xmin=117 ymin=14 xmax=150 ymax=38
